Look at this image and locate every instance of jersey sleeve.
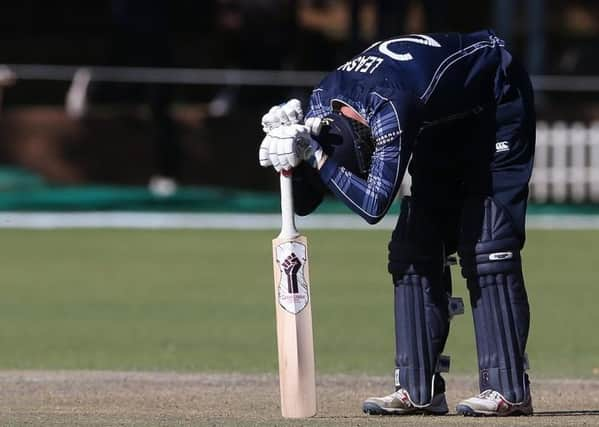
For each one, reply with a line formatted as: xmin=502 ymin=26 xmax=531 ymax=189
xmin=287 ymin=88 xmax=333 ymax=216
xmin=304 ymin=88 xmax=333 ymax=120
xmin=318 ymin=100 xmax=412 ymax=224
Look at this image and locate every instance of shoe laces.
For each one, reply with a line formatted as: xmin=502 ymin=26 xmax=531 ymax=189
xmin=391 ymin=389 xmax=412 ymax=404
xmin=478 ymin=389 xmax=503 ymax=401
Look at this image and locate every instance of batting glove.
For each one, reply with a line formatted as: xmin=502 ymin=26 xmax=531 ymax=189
xmin=258 ymin=115 xmax=324 ymax=169
xmin=304 ymin=116 xmax=324 ymax=135
xmin=259 ymin=124 xmax=324 ymax=172
xmin=261 ymin=99 xmax=303 ymax=133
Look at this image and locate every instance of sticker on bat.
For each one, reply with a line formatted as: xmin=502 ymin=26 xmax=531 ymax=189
xmin=276 ymin=241 xmax=309 ymax=314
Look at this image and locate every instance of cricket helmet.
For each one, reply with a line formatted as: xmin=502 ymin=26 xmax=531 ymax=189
xmin=312 ymin=112 xmax=375 ymax=178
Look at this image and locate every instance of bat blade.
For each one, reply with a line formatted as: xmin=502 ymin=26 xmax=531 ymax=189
xmin=272 ymin=234 xmax=316 ymax=418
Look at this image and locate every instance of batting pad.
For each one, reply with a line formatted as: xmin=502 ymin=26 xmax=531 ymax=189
xmin=394 ymin=268 xmax=450 ymax=406
xmin=468 ymin=271 xmax=530 ymax=403
xmin=459 ymin=197 xmax=531 ymax=403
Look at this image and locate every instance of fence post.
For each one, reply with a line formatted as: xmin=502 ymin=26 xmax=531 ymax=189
xmin=551 ymin=121 xmax=568 ymax=203
xmin=570 ymin=122 xmax=587 ymax=202
xmin=591 ymin=122 xmax=599 ymax=202
xmin=532 ymin=121 xmax=549 ymax=202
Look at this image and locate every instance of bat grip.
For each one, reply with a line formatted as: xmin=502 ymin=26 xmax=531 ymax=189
xmin=279 ymin=170 xmax=299 ymax=239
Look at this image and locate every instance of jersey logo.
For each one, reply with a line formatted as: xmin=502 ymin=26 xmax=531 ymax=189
xmin=378 ymin=34 xmax=441 ymax=61
xmin=495 ymin=141 xmax=510 ymax=152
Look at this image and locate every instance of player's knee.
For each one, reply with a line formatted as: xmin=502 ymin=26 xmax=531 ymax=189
xmin=458 ymin=196 xmax=523 ymax=282
xmin=388 ymin=196 xmax=445 ymax=278
xmin=459 ymin=238 xmax=521 ymax=278
xmin=294 ymin=193 xmax=323 ymax=216
xmin=292 ymin=163 xmax=326 ymax=216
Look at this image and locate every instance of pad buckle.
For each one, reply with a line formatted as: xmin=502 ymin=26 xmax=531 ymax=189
xmin=445 ymin=256 xmax=458 ymax=266
xmin=436 ymin=355 xmax=450 ymax=373
xmin=448 ymin=296 xmax=465 ymax=319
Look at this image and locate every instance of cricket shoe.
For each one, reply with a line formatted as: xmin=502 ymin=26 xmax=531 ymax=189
xmin=362 ymin=388 xmax=448 ymax=415
xmin=456 ymin=389 xmax=533 ymax=416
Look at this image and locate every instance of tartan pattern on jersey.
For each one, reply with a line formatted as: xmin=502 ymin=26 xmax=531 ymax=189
xmin=305 ymin=89 xmax=332 ymax=120
xmin=328 ymin=102 xmax=403 ymax=222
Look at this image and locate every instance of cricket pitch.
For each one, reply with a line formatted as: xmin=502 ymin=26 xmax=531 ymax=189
xmin=1 ymin=371 xmax=599 ymax=426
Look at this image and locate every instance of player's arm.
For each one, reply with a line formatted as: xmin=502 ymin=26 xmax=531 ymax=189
xmin=258 ymin=99 xmax=413 ymax=224
xmin=259 ymin=97 xmax=329 ymax=216
xmin=318 ymin=101 xmax=411 ymax=224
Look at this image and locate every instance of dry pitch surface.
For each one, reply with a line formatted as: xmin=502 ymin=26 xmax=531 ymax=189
xmin=2 ymin=372 xmax=599 ymax=426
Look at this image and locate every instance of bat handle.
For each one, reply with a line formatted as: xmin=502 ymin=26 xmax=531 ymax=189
xmin=279 ymin=170 xmax=299 ymax=239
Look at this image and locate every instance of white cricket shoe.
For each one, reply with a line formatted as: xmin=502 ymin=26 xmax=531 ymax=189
xmin=456 ymin=389 xmax=533 ymax=416
xmin=363 ymin=388 xmax=448 ymax=415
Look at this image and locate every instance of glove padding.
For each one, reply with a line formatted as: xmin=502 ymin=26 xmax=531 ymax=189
xmin=304 ymin=116 xmax=323 ymax=135
xmin=259 ymin=124 xmax=324 ymax=172
xmin=261 ymin=99 xmax=303 ymax=133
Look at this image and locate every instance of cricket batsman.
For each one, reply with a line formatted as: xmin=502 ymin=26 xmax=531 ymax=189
xmin=259 ymin=30 xmax=534 ymax=417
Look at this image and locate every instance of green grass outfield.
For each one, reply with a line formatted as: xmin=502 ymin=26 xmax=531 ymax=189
xmin=0 ymin=229 xmax=597 ymax=379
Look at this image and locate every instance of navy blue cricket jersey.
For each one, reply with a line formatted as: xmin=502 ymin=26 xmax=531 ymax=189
xmin=306 ymin=30 xmax=514 ymax=224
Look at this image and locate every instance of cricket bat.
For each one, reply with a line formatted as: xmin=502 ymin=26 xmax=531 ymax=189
xmin=272 ymin=170 xmax=316 ymax=418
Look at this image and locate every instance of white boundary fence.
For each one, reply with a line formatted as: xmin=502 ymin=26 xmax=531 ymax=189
xmin=533 ymin=121 xmax=599 ymax=203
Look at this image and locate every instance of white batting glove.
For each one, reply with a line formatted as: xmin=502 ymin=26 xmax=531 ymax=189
xmin=259 ymin=124 xmax=324 ymax=172
xmin=258 ymin=115 xmax=324 ymax=168
xmin=259 ymin=100 xmax=303 ymax=168
xmin=261 ymin=99 xmax=304 ymax=133
xmin=304 ymin=116 xmax=324 ymax=135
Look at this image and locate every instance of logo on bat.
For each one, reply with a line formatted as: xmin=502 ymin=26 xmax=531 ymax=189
xmin=276 ymin=241 xmax=309 ymax=314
